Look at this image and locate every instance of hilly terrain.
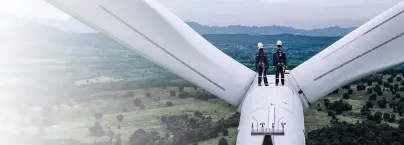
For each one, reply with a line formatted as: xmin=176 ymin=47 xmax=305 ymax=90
xmin=4 ymin=15 xmax=356 ymax=36
xmin=186 ymin=22 xmax=356 ymax=36
xmin=1 ymin=21 xmax=404 ymax=145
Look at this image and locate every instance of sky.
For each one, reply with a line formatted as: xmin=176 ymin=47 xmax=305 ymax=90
xmin=0 ymin=0 xmax=402 ymax=29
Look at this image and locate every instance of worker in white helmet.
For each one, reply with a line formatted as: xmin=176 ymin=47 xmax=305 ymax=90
xmin=273 ymin=40 xmax=287 ymax=86
xmin=255 ymin=42 xmax=269 ymax=86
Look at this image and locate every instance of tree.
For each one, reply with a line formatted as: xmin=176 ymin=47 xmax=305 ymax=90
xmin=378 ymin=80 xmax=383 ymax=85
xmin=140 ymin=104 xmax=145 ymax=109
xmin=335 ymin=108 xmax=342 ymax=115
xmin=89 ymin=122 xmax=105 ymax=137
xmin=178 ymin=86 xmax=184 ymax=92
xmin=108 ymin=129 xmax=115 ymax=143
xmin=369 ymin=94 xmax=377 ymax=101
xmin=165 ymin=132 xmax=170 ymax=139
xmin=328 ymin=111 xmax=335 ymax=117
xmin=194 ymin=111 xmax=203 ymax=117
xmin=173 ymin=131 xmax=186 ymax=145
xmin=170 ymin=90 xmax=176 ymax=96
xmin=333 ymin=89 xmax=339 ymax=94
xmin=357 ymin=85 xmax=366 ymax=91
xmin=384 ymin=82 xmax=391 ymax=88
xmin=342 ymin=84 xmax=351 ymax=89
xmin=374 ymin=85 xmax=382 ymax=93
xmin=399 ymin=118 xmax=404 ymax=125
xmin=117 ymin=114 xmax=124 ymax=122
xmin=129 ymin=129 xmax=147 ymax=145
xmin=223 ymin=129 xmax=229 ymax=136
xmin=115 ymin=134 xmax=122 ymax=145
xmin=356 ymin=84 xmax=366 ymax=91
xmin=95 ymin=113 xmax=103 ymax=120
xmin=146 ymin=92 xmax=151 ymax=98
xmin=124 ymin=91 xmax=135 ymax=98
xmin=389 ymin=114 xmax=396 ymax=122
xmin=133 ymin=135 xmax=149 ymax=145
xmin=383 ymin=113 xmax=391 ymax=121
xmin=178 ymin=92 xmax=191 ymax=99
xmin=166 ymin=102 xmax=173 ymax=107
xmin=307 ymin=122 xmax=404 ymax=145
xmin=324 ymin=99 xmax=330 ymax=107
xmin=367 ymin=80 xmax=373 ymax=86
xmin=367 ymin=113 xmax=375 ymax=120
xmin=377 ymin=91 xmax=383 ymax=96
xmin=366 ymin=101 xmax=374 ymax=108
xmin=374 ymin=112 xmax=382 ymax=123
xmin=396 ymin=94 xmax=401 ymax=98
xmin=388 ymin=77 xmax=394 ymax=83
xmin=343 ymin=93 xmax=350 ymax=99
xmin=395 ymin=84 xmax=400 ymax=90
xmin=367 ymin=88 xmax=373 ymax=94
xmin=392 ymin=72 xmax=398 ymax=78
xmin=361 ymin=106 xmax=371 ymax=116
xmin=123 ymin=108 xmax=127 ymax=112
xmin=148 ymin=131 xmax=161 ymax=142
xmin=134 ymin=98 xmax=142 ymax=107
xmin=378 ymin=99 xmax=387 ymax=108
xmin=398 ymin=77 xmax=403 ymax=82
xmin=348 ymin=89 xmax=354 ymax=95
xmin=218 ymin=138 xmax=229 ymax=145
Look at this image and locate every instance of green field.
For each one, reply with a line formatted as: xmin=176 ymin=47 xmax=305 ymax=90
xmin=2 ymin=73 xmax=404 ymax=145
xmin=33 ymin=87 xmax=237 ymax=144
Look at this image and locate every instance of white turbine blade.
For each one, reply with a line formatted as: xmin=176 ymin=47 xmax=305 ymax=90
xmin=45 ymin=0 xmax=255 ymax=106
xmin=291 ymin=1 xmax=404 ymax=103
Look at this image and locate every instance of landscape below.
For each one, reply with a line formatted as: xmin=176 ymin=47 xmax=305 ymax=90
xmin=1 ymin=23 xmax=404 ymax=145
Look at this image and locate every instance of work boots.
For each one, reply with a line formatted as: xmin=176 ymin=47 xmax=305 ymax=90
xmin=275 ymin=79 xmax=279 ymax=86
xmin=258 ymin=77 xmax=262 ymax=86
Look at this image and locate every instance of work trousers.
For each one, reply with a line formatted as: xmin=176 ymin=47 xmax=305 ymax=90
xmin=275 ymin=65 xmax=285 ymax=85
xmin=257 ymin=66 xmax=268 ymax=85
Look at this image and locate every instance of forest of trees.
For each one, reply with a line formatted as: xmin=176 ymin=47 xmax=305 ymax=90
xmin=309 ymin=70 xmax=404 ymax=145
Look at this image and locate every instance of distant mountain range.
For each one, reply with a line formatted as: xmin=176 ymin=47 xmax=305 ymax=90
xmin=0 ymin=14 xmax=357 ymax=37
xmin=186 ymin=22 xmax=356 ymax=36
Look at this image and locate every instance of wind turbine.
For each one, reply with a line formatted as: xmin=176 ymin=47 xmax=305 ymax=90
xmin=44 ymin=0 xmax=404 ymax=144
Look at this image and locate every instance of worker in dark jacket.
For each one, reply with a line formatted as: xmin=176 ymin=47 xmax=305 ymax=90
xmin=273 ymin=40 xmax=287 ymax=86
xmin=255 ymin=42 xmax=269 ymax=86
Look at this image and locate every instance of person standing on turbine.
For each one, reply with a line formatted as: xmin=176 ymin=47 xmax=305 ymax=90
xmin=255 ymin=42 xmax=269 ymax=86
xmin=273 ymin=40 xmax=287 ymax=86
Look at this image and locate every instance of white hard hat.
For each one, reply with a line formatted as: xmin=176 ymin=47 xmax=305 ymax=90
xmin=276 ymin=40 xmax=282 ymax=46
xmin=258 ymin=42 xmax=264 ymax=49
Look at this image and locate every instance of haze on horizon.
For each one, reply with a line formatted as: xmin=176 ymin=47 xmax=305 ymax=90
xmin=0 ymin=0 xmax=402 ymax=29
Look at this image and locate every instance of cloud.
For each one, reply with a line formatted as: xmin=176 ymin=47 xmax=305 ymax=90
xmin=0 ymin=0 xmax=401 ymax=29
xmin=159 ymin=0 xmax=402 ymax=29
